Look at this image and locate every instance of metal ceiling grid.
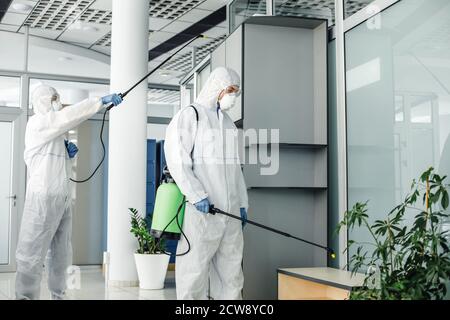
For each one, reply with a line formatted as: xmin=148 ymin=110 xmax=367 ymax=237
xmin=149 ymin=0 xmax=205 ymax=20
xmin=344 ymin=0 xmax=372 ymax=16
xmin=148 ymin=88 xmax=180 ymax=104
xmin=93 ymin=29 xmax=154 ymax=48
xmin=23 ymin=0 xmax=94 ymax=31
xmin=162 ymin=34 xmax=226 ymax=74
xmin=275 ymin=0 xmax=334 ymax=16
xmin=79 ymin=8 xmax=111 ymax=24
xmin=236 ymin=0 xmax=372 ymax=21
xmin=93 ymin=29 xmax=110 ymax=46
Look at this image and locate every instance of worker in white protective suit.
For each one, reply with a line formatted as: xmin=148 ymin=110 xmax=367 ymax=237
xmin=15 ymin=85 xmax=122 ymax=300
xmin=165 ymin=67 xmax=249 ymax=300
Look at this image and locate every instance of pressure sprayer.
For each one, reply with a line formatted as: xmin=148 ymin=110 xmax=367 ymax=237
xmin=150 ymin=169 xmax=336 ymax=259
xmin=70 ymin=34 xmax=206 ymax=183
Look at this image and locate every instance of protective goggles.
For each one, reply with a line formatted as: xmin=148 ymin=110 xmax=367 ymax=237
xmin=223 ymin=85 xmax=241 ymax=97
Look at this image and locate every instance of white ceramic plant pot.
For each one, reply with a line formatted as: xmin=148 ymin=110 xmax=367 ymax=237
xmin=134 ymin=253 xmax=170 ymax=290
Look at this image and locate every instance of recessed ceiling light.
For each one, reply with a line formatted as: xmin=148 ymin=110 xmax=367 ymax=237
xmin=68 ymin=21 xmax=98 ymax=32
xmin=11 ymin=3 xmax=33 ymax=13
xmin=68 ymin=21 xmax=83 ymax=31
xmin=82 ymin=25 xmax=99 ymax=32
xmin=58 ymin=56 xmax=73 ymax=62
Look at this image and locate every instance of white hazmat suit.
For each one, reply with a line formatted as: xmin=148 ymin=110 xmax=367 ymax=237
xmin=15 ymin=85 xmax=105 ymax=300
xmin=165 ymin=67 xmax=249 ymax=300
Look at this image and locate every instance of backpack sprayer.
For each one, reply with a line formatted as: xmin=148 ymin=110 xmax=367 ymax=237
xmin=150 ymin=169 xmax=336 ymax=259
xmin=71 ymin=34 xmax=206 ymax=183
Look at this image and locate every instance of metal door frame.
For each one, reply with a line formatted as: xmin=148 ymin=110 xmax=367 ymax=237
xmin=0 ymin=107 xmax=26 ymax=272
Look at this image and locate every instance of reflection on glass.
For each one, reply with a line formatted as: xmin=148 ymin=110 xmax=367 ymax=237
xmin=0 ymin=121 xmax=12 ymax=265
xmin=346 ymin=57 xmax=381 ymax=92
xmin=181 ymin=77 xmax=194 ymax=107
xmin=197 ymin=64 xmax=211 ymax=96
xmin=148 ymin=88 xmax=180 ymax=106
xmin=230 ymin=0 xmax=266 ymax=32
xmin=0 ymin=76 xmax=21 ymax=108
xmin=29 ymin=79 xmax=109 ymax=110
xmin=345 ymin=0 xmax=450 ymax=258
xmin=275 ymin=0 xmax=333 ymax=24
xmin=230 ymin=0 xmax=338 ymax=30
xmin=411 ymin=96 xmax=433 ymax=123
xmin=395 ymin=95 xmax=404 ymax=122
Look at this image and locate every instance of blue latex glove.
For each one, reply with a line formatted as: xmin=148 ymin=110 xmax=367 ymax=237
xmin=194 ymin=198 xmax=210 ymax=214
xmin=101 ymin=93 xmax=123 ymax=106
xmin=240 ymin=208 xmax=247 ymax=228
xmin=65 ymin=140 xmax=78 ymax=158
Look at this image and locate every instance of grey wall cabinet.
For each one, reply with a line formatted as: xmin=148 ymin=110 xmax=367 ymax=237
xmin=210 ymin=16 xmax=328 ymax=299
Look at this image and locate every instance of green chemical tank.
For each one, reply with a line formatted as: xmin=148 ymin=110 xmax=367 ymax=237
xmin=150 ymin=168 xmax=186 ymax=240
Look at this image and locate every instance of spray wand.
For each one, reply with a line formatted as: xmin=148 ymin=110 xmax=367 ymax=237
xmin=71 ymin=35 xmax=206 ymax=183
xmin=209 ymin=205 xmax=336 ymax=259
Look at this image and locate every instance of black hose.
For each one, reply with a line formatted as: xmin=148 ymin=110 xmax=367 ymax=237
xmin=70 ymin=35 xmax=205 ymax=184
xmin=70 ymin=106 xmax=110 ymax=183
xmin=157 ymin=196 xmax=191 ymax=257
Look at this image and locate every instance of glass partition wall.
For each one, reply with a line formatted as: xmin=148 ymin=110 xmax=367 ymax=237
xmin=229 ymin=0 xmax=450 ymax=269
xmin=345 ymin=0 xmax=450 ymax=261
xmin=229 ymin=0 xmax=376 ymax=32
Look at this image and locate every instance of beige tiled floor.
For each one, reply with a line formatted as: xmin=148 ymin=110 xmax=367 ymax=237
xmin=0 ymin=267 xmax=177 ymax=300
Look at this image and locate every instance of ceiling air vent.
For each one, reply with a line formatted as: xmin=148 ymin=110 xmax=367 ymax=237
xmin=23 ymin=0 xmax=94 ymax=31
xmin=162 ymin=34 xmax=227 ymax=75
xmin=149 ymin=0 xmax=204 ymax=20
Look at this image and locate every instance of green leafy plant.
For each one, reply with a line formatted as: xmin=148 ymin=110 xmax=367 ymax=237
xmin=129 ymin=208 xmax=165 ymax=254
xmin=337 ymin=167 xmax=450 ymax=300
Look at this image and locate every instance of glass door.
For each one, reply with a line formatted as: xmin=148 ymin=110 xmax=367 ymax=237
xmin=0 ymin=115 xmax=20 ymax=272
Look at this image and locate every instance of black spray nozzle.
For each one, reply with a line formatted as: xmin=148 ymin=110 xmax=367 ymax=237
xmin=328 ymin=249 xmax=337 ymax=260
xmin=209 ymin=205 xmax=336 ymax=259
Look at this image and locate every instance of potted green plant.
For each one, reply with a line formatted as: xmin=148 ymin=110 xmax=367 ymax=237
xmin=337 ymin=167 xmax=450 ymax=300
xmin=129 ymin=208 xmax=170 ymax=290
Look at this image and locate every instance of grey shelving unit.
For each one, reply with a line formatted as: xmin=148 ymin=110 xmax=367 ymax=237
xmin=210 ymin=16 xmax=328 ymax=299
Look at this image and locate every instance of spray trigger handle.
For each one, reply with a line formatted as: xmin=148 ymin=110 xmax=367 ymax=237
xmin=105 ymin=92 xmax=124 ymax=111
xmin=209 ymin=205 xmax=218 ymax=215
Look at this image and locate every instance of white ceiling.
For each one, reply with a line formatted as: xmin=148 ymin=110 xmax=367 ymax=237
xmin=0 ymin=0 xmax=229 ymax=85
xmin=0 ymin=0 xmax=379 ymax=89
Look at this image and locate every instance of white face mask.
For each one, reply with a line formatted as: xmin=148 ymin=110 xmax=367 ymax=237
xmin=52 ymin=100 xmax=63 ymax=111
xmin=219 ymin=94 xmax=237 ymax=110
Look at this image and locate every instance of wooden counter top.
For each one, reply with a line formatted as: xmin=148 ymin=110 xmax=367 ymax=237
xmin=278 ymin=268 xmax=365 ymax=290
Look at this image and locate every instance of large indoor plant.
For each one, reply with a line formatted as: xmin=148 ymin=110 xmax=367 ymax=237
xmin=337 ymin=167 xmax=450 ymax=300
xmin=129 ymin=208 xmax=170 ymax=290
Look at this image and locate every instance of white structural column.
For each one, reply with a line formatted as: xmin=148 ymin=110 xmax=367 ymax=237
xmin=335 ymin=0 xmax=348 ymax=269
xmin=108 ymin=0 xmax=149 ymax=284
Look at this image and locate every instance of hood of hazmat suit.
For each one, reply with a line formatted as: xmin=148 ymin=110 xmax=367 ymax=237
xmin=15 ymin=85 xmax=104 ymax=300
xmin=164 ymin=67 xmax=249 ymax=300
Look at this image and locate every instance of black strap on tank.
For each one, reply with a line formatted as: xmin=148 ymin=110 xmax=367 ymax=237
xmin=189 ymin=105 xmax=198 ymax=122
xmin=188 ymin=105 xmax=199 ymax=158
